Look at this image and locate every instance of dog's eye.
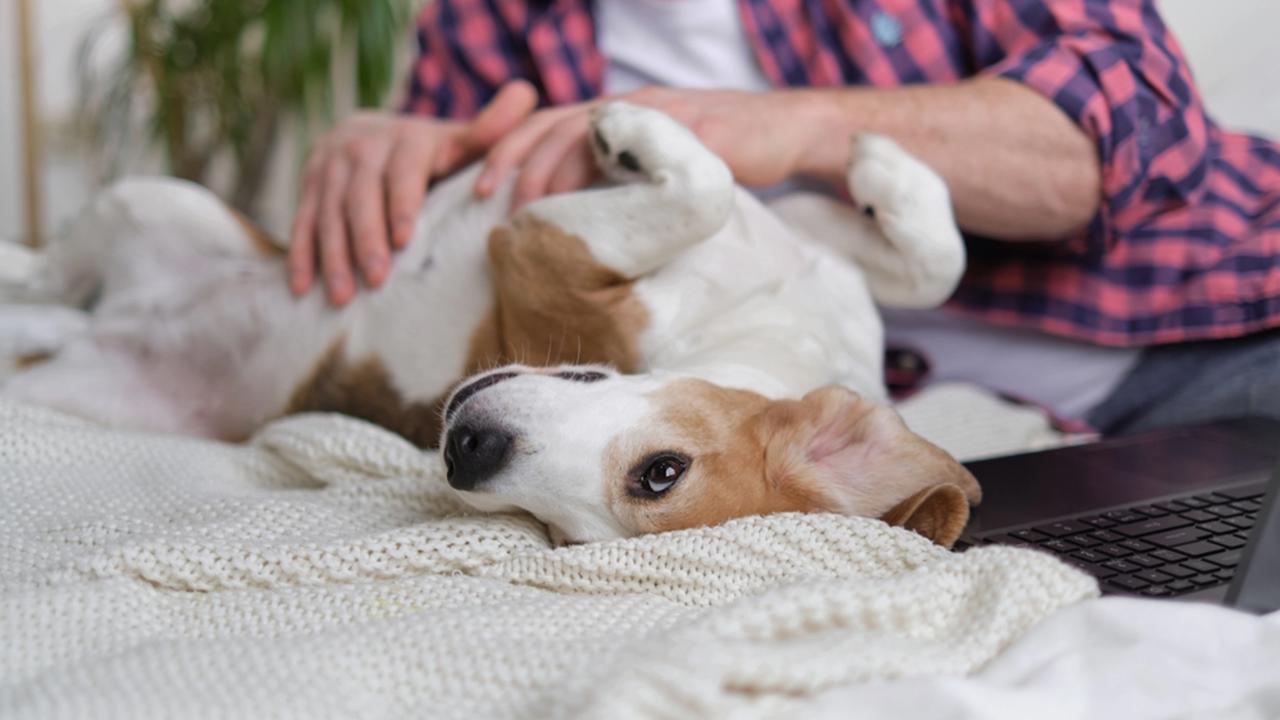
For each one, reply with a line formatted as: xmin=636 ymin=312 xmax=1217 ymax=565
xmin=635 ymin=454 xmax=688 ymax=497
xmin=555 ymin=370 xmax=608 ymax=383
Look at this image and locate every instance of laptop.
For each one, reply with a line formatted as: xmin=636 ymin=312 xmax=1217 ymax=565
xmin=959 ymin=417 xmax=1280 ymax=613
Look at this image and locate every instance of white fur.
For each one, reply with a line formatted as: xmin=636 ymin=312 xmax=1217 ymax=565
xmin=1 ymin=102 xmax=966 ymax=537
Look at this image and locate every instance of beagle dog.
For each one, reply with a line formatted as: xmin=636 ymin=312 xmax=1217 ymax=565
xmin=0 ymin=103 xmax=978 ymax=546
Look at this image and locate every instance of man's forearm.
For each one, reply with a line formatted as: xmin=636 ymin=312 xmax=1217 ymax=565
xmin=789 ymin=77 xmax=1102 ymax=241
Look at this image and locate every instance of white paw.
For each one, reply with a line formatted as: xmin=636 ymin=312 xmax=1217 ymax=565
xmin=588 ymin=101 xmax=721 ymax=184
xmin=846 ymin=133 xmax=951 ymax=227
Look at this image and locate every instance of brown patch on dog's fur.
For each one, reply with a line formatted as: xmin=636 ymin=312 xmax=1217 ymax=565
xmin=282 ymin=216 xmax=652 ymax=447
xmin=229 ymin=208 xmax=285 ymax=257
xmin=880 ymin=484 xmax=972 ymax=548
xmin=609 ymin=381 xmax=979 ymax=545
xmin=606 ymin=380 xmax=833 ymax=535
xmin=285 ymin=339 xmax=446 ymax=449
xmin=468 ymin=215 xmax=649 ymax=372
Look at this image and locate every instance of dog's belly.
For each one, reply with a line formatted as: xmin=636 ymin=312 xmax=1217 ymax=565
xmin=634 ymin=190 xmax=885 ymax=399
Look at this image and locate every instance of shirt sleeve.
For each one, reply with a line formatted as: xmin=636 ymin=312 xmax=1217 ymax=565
xmin=954 ymin=0 xmax=1213 ymax=252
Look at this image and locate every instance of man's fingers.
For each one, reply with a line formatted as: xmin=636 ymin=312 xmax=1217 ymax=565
xmin=345 ymin=151 xmax=393 ymax=287
xmin=547 ymin=141 xmax=599 ymax=197
xmin=466 ymin=80 xmax=540 ymax=150
xmin=385 ymin=131 xmax=436 ymax=248
xmin=512 ymin=117 xmax=590 ymax=209
xmin=318 ymin=159 xmax=357 ymax=306
xmin=474 ymin=110 xmax=563 ymax=198
xmin=288 ymin=171 xmax=322 ymax=296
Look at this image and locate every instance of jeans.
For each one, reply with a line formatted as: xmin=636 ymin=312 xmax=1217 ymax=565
xmin=1086 ymin=327 xmax=1280 ymax=436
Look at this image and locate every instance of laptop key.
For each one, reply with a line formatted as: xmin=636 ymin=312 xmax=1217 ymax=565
xmin=1205 ymin=549 xmax=1242 ymax=568
xmin=1090 ymin=529 xmax=1124 ymax=543
xmin=1230 ymin=500 xmax=1262 ymax=512
xmin=1180 ymin=509 xmax=1217 ymax=523
xmin=1207 ymin=505 xmax=1242 ymax=519
xmin=1134 ymin=505 xmax=1167 ymax=517
xmin=1114 ymin=516 xmax=1191 ymax=537
xmin=1167 ymin=579 xmax=1195 ymax=593
xmin=1170 ymin=540 xmax=1222 ymax=557
xmin=1150 ymin=549 xmax=1186 ymax=563
xmin=1200 ymin=492 xmax=1233 ymax=504
xmin=1191 ymin=574 xmax=1220 ymax=586
xmin=1033 ymin=520 xmax=1093 ymax=537
xmin=1141 ymin=585 xmax=1171 ymax=597
xmin=1178 ymin=497 xmax=1209 ymax=509
xmin=1210 ymin=535 xmax=1247 ymax=550
xmin=1135 ymin=569 xmax=1174 ymax=584
xmin=1118 ymin=539 xmax=1155 ymax=553
xmin=1072 ymin=549 xmax=1109 ymax=564
xmin=1147 ymin=527 xmax=1209 ymax=548
xmin=1216 ymin=483 xmax=1267 ymax=500
xmin=1066 ymin=534 xmax=1101 ymax=548
xmin=1011 ymin=528 xmax=1049 ymax=543
xmin=1214 ymin=568 xmax=1235 ymax=581
xmin=1182 ymin=558 xmax=1218 ymax=573
xmin=1225 ymin=516 xmax=1253 ymax=530
xmin=1159 ymin=564 xmax=1195 ymax=579
xmin=1127 ymin=554 xmax=1161 ymax=569
xmin=1107 ymin=575 xmax=1149 ymax=592
xmin=1097 ymin=544 xmax=1132 ymax=558
xmin=1043 ymin=540 xmax=1075 ymax=554
xmin=1102 ymin=559 xmax=1141 ymax=574
xmin=1199 ymin=521 xmax=1236 ymax=535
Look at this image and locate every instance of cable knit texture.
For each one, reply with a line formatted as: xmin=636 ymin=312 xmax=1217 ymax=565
xmin=0 ymin=399 xmax=1097 ymax=719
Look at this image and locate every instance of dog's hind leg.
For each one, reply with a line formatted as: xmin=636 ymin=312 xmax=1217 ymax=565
xmin=771 ymin=134 xmax=966 ymax=308
xmin=16 ymin=176 xmax=281 ymax=309
xmin=516 ymin=101 xmax=736 ymax=279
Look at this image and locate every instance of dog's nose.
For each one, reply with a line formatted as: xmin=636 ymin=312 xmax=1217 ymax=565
xmin=443 ymin=425 xmax=513 ymax=490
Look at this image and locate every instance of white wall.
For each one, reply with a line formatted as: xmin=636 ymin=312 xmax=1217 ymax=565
xmin=1160 ymin=0 xmax=1280 ymax=138
xmin=1 ymin=0 xmax=1279 ymax=246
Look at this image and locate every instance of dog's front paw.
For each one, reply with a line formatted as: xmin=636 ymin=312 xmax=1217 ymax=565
xmin=588 ymin=101 xmax=712 ymax=183
xmin=846 ymin=133 xmax=950 ymax=228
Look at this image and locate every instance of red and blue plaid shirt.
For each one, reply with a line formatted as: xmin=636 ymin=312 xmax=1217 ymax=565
xmin=404 ymin=0 xmax=1280 ymax=347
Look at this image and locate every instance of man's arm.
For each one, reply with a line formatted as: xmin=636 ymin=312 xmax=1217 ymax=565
xmin=788 ymin=78 xmax=1102 ymax=241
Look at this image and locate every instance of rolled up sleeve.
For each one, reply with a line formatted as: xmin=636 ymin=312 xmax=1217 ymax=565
xmin=958 ymin=0 xmax=1212 ymax=253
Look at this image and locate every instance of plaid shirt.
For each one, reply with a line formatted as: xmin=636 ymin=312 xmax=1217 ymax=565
xmin=404 ymin=0 xmax=1280 ymax=347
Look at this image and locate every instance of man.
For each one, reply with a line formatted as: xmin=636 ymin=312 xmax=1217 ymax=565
xmin=287 ymin=0 xmax=1280 ymax=435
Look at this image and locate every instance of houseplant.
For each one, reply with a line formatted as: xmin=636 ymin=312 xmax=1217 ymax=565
xmin=78 ymin=0 xmax=418 ymax=216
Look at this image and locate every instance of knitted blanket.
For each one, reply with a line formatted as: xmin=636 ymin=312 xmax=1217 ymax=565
xmin=0 ymin=398 xmax=1097 ymax=718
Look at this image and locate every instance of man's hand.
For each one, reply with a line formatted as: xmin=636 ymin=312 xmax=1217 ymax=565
xmin=289 ymin=81 xmax=538 ymax=305
xmin=475 ymin=88 xmax=817 ymax=209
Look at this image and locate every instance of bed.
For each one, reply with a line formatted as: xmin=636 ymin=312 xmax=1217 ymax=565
xmin=2 ymin=385 xmax=1276 ymax=719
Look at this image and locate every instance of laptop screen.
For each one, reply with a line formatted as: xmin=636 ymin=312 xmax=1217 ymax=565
xmin=1226 ymin=466 xmax=1280 ymax=614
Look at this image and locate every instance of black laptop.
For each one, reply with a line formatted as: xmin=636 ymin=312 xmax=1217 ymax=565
xmin=959 ymin=417 xmax=1280 ymax=613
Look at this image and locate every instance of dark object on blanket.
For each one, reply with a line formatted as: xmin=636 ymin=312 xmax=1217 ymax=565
xmin=958 ymin=417 xmax=1280 ymax=612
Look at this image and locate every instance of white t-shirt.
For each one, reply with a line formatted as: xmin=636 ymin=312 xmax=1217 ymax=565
xmin=594 ymin=0 xmax=1139 ymax=422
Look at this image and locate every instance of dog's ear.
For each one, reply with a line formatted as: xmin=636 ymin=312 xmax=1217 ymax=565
xmin=756 ymin=385 xmax=980 ymax=540
xmin=880 ymin=483 xmax=972 ymax=548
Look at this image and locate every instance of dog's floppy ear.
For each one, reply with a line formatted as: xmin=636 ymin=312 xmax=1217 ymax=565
xmin=756 ymin=385 xmax=980 ymax=540
xmin=880 ymin=484 xmax=972 ymax=548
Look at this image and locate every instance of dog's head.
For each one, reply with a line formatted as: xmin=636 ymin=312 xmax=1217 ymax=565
xmin=441 ymin=365 xmax=980 ymax=547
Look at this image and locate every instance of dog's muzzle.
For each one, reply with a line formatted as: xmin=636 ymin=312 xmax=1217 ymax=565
xmin=443 ymin=424 xmax=513 ymax=490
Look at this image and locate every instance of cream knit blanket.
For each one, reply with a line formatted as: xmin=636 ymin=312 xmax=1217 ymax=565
xmin=0 ymin=398 xmax=1096 ymax=719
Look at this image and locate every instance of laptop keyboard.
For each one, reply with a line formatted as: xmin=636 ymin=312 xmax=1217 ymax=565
xmin=967 ymin=481 xmax=1266 ymax=598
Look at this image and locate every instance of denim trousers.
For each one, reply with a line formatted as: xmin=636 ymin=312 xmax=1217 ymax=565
xmin=1086 ymin=327 xmax=1280 ymax=436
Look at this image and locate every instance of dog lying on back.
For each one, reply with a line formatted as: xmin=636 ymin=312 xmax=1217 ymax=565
xmin=0 ymin=103 xmax=979 ymax=546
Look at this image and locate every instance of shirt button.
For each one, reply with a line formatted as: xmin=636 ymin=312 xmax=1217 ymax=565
xmin=871 ymin=12 xmax=903 ymax=48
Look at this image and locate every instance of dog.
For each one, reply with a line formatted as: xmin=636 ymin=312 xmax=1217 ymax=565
xmin=0 ymin=102 xmax=979 ymax=546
